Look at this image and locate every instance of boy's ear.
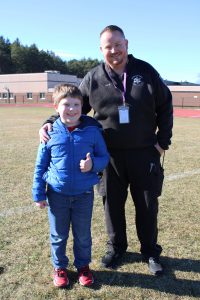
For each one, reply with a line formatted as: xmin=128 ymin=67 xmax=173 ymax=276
xmin=54 ymin=104 xmax=58 ymax=111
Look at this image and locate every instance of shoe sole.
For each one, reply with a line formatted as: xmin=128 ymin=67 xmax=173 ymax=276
xmin=79 ymin=278 xmax=94 ymax=286
xmin=101 ymin=255 xmax=124 ymax=269
xmin=148 ymin=264 xmax=164 ymax=276
xmin=53 ymin=279 xmax=69 ymax=288
xmin=149 ymin=269 xmax=164 ymax=276
xmin=101 ymin=262 xmax=116 ymax=269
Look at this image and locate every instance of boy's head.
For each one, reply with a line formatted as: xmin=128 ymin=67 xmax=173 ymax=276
xmin=53 ymin=84 xmax=83 ymax=127
xmin=53 ymin=84 xmax=83 ymax=107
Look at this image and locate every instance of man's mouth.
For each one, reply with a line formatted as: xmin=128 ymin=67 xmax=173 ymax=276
xmin=67 ymin=114 xmax=77 ymax=117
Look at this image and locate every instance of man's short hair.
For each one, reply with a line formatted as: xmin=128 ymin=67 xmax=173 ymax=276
xmin=53 ymin=84 xmax=83 ymax=106
xmin=100 ymin=25 xmax=125 ymax=38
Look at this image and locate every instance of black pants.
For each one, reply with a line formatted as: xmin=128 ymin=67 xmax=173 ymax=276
xmin=103 ymin=146 xmax=164 ymax=258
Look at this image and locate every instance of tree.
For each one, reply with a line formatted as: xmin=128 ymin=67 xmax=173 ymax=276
xmin=25 ymin=44 xmax=41 ymax=72
xmin=67 ymin=58 xmax=100 ymax=78
xmin=0 ymin=36 xmax=13 ymax=74
xmin=50 ymin=51 xmax=68 ymax=74
xmin=1 ymin=35 xmax=101 ymax=75
xmin=11 ymin=39 xmax=28 ymax=73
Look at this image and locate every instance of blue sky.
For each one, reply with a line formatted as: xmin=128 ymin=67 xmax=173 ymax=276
xmin=1 ymin=0 xmax=200 ymax=83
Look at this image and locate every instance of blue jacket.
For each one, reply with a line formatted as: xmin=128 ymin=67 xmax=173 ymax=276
xmin=32 ymin=115 xmax=109 ymax=201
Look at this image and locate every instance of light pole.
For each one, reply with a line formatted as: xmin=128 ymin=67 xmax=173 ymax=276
xmin=4 ymin=86 xmax=10 ymax=104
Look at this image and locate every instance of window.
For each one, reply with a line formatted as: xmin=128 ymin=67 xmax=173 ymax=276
xmin=0 ymin=93 xmax=1 ymax=98
xmin=27 ymin=93 xmax=33 ymax=99
xmin=10 ymin=93 xmax=14 ymax=99
xmin=40 ymin=93 xmax=45 ymax=99
xmin=3 ymin=93 xmax=8 ymax=99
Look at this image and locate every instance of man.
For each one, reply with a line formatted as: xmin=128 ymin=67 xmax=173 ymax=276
xmin=40 ymin=25 xmax=173 ymax=275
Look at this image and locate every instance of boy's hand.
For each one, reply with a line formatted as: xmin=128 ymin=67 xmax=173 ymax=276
xmin=39 ymin=123 xmax=52 ymax=143
xmin=35 ymin=200 xmax=48 ymax=209
xmin=80 ymin=153 xmax=93 ymax=172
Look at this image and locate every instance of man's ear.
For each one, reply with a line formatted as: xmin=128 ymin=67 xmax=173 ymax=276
xmin=125 ymin=39 xmax=128 ymax=50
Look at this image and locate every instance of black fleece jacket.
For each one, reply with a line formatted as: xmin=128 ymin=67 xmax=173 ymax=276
xmin=46 ymin=55 xmax=173 ymax=151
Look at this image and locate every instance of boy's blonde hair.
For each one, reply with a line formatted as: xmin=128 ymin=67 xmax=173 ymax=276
xmin=53 ymin=84 xmax=83 ymax=106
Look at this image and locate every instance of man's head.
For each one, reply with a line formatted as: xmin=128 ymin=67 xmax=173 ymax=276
xmin=100 ymin=25 xmax=128 ymax=72
xmin=53 ymin=84 xmax=83 ymax=126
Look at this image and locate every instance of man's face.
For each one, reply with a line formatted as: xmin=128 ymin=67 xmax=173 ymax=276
xmin=100 ymin=30 xmax=128 ymax=71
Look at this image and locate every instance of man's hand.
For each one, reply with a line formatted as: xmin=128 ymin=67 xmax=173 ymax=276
xmin=35 ymin=200 xmax=48 ymax=209
xmin=80 ymin=153 xmax=93 ymax=172
xmin=39 ymin=123 xmax=52 ymax=143
xmin=154 ymin=143 xmax=164 ymax=156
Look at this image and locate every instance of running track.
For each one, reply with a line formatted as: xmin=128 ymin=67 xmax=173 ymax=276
xmin=173 ymin=108 xmax=200 ymax=118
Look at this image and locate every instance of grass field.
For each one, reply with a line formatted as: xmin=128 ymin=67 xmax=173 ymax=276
xmin=0 ymin=107 xmax=200 ymax=300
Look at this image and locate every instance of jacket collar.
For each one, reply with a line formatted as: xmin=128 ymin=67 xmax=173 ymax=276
xmin=53 ymin=115 xmax=102 ymax=132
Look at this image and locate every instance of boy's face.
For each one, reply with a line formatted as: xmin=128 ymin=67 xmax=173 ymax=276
xmin=55 ymin=97 xmax=82 ymax=126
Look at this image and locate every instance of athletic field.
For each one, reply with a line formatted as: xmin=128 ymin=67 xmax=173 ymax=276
xmin=0 ymin=106 xmax=199 ymax=300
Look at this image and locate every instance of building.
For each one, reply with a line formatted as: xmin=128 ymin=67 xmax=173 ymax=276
xmin=0 ymin=72 xmax=200 ymax=107
xmin=168 ymin=85 xmax=200 ymax=107
xmin=0 ymin=71 xmax=80 ymax=104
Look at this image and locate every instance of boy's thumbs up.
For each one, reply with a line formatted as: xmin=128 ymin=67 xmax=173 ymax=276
xmin=80 ymin=152 xmax=93 ymax=172
xmin=86 ymin=152 xmax=91 ymax=160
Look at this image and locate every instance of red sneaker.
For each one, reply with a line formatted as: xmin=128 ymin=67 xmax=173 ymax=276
xmin=78 ymin=265 xmax=94 ymax=286
xmin=53 ymin=268 xmax=69 ymax=288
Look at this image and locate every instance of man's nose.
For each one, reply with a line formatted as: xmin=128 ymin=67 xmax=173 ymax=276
xmin=110 ymin=47 xmax=116 ymax=53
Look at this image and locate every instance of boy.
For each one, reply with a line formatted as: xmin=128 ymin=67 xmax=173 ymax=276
xmin=32 ymin=84 xmax=109 ymax=287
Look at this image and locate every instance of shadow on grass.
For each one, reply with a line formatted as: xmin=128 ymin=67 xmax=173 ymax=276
xmin=0 ymin=252 xmax=199 ymax=297
xmin=90 ymin=252 xmax=200 ymax=297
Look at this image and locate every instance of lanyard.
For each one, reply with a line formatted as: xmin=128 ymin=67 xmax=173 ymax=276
xmin=122 ymin=72 xmax=127 ymax=106
xmin=107 ymin=68 xmax=127 ymax=106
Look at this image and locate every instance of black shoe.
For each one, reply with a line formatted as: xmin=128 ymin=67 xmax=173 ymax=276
xmin=101 ymin=251 xmax=124 ymax=268
xmin=148 ymin=257 xmax=163 ymax=276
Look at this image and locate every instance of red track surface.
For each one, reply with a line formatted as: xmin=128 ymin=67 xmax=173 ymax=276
xmin=0 ymin=104 xmax=200 ymax=118
xmin=0 ymin=103 xmax=53 ymax=108
xmin=173 ymin=108 xmax=200 ymax=118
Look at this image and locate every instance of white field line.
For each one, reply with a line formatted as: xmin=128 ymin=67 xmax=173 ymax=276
xmin=0 ymin=169 xmax=200 ymax=218
xmin=0 ymin=205 xmax=35 ymax=217
xmin=165 ymin=168 xmax=200 ymax=181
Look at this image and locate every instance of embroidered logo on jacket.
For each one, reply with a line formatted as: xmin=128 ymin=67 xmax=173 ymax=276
xmin=131 ymin=75 xmax=143 ymax=85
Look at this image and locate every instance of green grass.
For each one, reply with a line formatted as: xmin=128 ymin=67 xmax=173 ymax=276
xmin=0 ymin=107 xmax=200 ymax=300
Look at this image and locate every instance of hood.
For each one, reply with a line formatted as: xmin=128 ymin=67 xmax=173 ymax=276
xmin=51 ymin=114 xmax=102 ymax=133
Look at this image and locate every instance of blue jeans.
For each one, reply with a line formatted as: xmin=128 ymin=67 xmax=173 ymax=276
xmin=47 ymin=188 xmax=94 ymax=269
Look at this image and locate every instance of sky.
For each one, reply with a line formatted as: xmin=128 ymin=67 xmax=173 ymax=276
xmin=1 ymin=0 xmax=200 ymax=83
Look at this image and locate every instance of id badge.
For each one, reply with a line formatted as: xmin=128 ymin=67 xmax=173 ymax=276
xmin=118 ymin=105 xmax=130 ymax=124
